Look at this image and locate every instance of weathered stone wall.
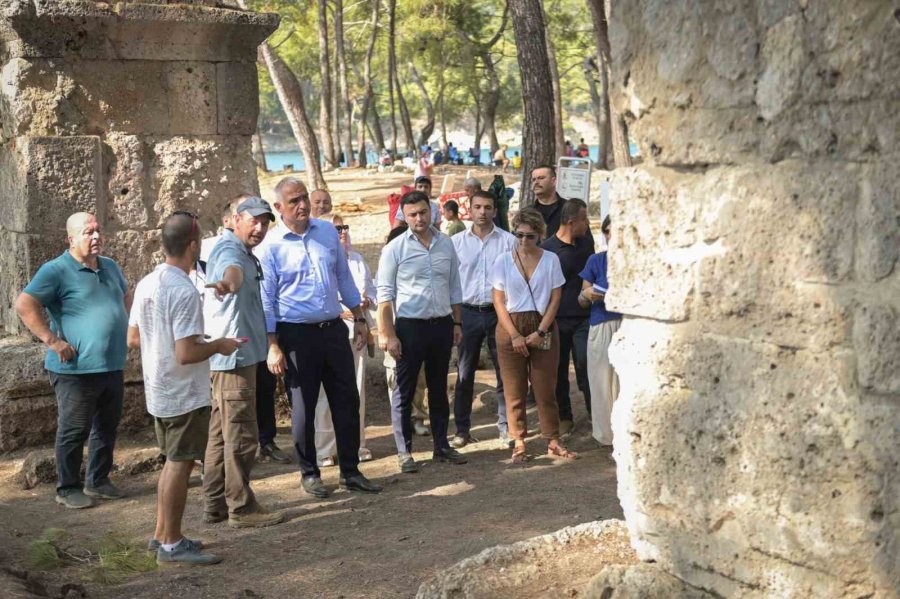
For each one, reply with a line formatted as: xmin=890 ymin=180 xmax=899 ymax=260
xmin=605 ymin=1 xmax=900 ymax=597
xmin=0 ymin=1 xmax=278 ymax=450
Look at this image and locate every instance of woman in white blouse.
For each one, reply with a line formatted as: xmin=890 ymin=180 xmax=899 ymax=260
xmin=492 ymin=207 xmax=578 ymax=463
xmin=315 ymin=214 xmax=376 ymax=465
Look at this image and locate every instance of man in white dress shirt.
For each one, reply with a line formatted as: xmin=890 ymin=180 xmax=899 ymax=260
xmin=450 ymin=191 xmax=517 ymax=449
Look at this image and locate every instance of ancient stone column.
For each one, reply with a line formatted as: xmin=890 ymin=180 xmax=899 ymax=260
xmin=600 ymin=1 xmax=900 ymax=596
xmin=0 ymin=1 xmax=278 ymax=450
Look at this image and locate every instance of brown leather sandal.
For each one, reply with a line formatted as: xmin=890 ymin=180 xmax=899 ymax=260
xmin=547 ymin=444 xmax=578 ymax=460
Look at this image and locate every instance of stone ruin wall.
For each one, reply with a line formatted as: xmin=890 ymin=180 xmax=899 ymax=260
xmin=0 ymin=1 xmax=277 ymax=450
xmin=603 ymin=1 xmax=899 ymax=597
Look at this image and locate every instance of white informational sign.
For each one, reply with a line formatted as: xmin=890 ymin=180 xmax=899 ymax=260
xmin=556 ymin=157 xmax=592 ymax=205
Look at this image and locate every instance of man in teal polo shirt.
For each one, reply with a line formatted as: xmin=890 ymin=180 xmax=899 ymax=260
xmin=15 ymin=212 xmax=131 ymax=509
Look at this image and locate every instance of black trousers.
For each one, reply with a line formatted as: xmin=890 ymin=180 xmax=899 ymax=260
xmin=555 ymin=317 xmax=592 ymax=421
xmin=277 ymin=320 xmax=361 ymax=478
xmin=256 ymin=361 xmax=278 ymax=446
xmin=391 ymin=316 xmax=453 ymax=454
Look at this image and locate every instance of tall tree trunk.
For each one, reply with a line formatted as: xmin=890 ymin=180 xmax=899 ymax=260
xmin=330 ymin=41 xmax=342 ymax=166
xmin=586 ymin=0 xmax=631 ymax=168
xmin=438 ymin=83 xmax=448 ymax=152
xmin=259 ymin=44 xmax=326 ymax=191
xmin=369 ymin=103 xmax=386 ymax=152
xmin=583 ymin=56 xmax=610 ymax=169
xmin=387 ymin=0 xmax=398 ymax=155
xmin=545 ymin=15 xmax=566 ymax=161
xmin=355 ymin=0 xmax=380 ymax=168
xmin=509 ymin=0 xmax=556 ymax=206
xmin=396 ymin=74 xmax=416 ymax=154
xmin=317 ymin=0 xmax=337 ymax=169
xmin=471 ymin=88 xmax=483 ymax=160
xmin=334 ymin=0 xmax=355 ymax=166
xmin=480 ymin=50 xmax=501 ymax=154
xmin=409 ymin=62 xmax=435 ymax=149
xmin=252 ymin=128 xmax=268 ymax=172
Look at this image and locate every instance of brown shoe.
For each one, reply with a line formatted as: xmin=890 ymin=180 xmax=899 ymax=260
xmin=228 ymin=507 xmax=285 ymax=529
xmin=559 ymin=419 xmax=575 ymax=438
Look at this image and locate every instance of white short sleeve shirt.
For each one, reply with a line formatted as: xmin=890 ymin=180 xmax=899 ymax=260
xmin=491 ymin=250 xmax=565 ymax=314
xmin=129 ymin=264 xmax=211 ymax=418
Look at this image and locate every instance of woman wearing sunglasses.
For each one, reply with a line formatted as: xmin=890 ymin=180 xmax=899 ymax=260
xmin=491 ymin=207 xmax=578 ymax=463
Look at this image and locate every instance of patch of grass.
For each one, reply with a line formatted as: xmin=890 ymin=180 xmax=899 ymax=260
xmin=26 ymin=529 xmax=157 ymax=583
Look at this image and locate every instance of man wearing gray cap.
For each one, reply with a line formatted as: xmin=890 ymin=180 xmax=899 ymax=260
xmin=202 ymin=197 xmax=284 ymax=528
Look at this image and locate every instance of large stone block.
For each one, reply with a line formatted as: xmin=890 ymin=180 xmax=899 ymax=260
xmin=217 ymin=61 xmax=259 ymax=135
xmin=166 ymin=61 xmax=217 ymax=135
xmin=0 ymin=229 xmax=66 ymax=335
xmin=0 ymin=337 xmax=49 ymax=399
xmin=856 ymin=161 xmax=900 ymax=283
xmin=0 ymin=393 xmax=56 ymax=452
xmin=104 ymin=133 xmax=151 ymax=230
xmin=102 ymin=229 xmax=162 ymax=288
xmin=1 ymin=1 xmax=279 ymax=62
xmin=0 ymin=136 xmax=103 ymax=234
xmin=148 ymin=135 xmax=260 ymax=232
xmin=609 ymin=321 xmax=900 ymax=597
xmin=853 ymin=303 xmax=900 ymax=395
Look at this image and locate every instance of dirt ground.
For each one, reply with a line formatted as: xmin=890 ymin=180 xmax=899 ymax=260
xmin=0 ymin=167 xmax=623 ymax=598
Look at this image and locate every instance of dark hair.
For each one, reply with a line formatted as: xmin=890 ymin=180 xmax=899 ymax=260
xmin=386 ymin=222 xmax=409 ymax=243
xmin=414 ymin=176 xmax=432 ymax=187
xmin=561 ymin=198 xmax=587 ymax=223
xmin=470 ymin=190 xmax=495 ymax=207
xmin=400 ymin=190 xmax=431 ymax=210
xmin=442 ymin=200 xmax=459 ymax=216
xmin=162 ymin=213 xmax=199 ymax=258
xmin=531 ymin=164 xmax=556 ymax=177
xmin=601 ymin=215 xmax=611 ymax=234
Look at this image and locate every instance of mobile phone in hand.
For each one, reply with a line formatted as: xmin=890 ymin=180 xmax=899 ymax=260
xmin=235 ymin=337 xmax=249 ymax=343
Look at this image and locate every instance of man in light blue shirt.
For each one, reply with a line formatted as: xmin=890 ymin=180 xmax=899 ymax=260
xmin=377 ymin=190 xmax=466 ymax=473
xmin=201 ymin=197 xmax=284 ymax=528
xmin=258 ymin=177 xmax=381 ymax=497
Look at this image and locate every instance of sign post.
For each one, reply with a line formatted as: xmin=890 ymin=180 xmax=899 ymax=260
xmin=556 ymin=156 xmax=593 ymax=206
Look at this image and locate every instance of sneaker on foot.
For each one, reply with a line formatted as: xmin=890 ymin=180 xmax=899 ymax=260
xmin=498 ymin=431 xmax=514 ymax=449
xmin=156 ymin=538 xmax=222 ymax=566
xmin=228 ymin=507 xmax=285 ymax=529
xmin=413 ymin=419 xmax=430 ymax=436
xmin=358 ymin=447 xmax=373 ymax=462
xmin=204 ymin=510 xmax=228 ymax=524
xmin=83 ymin=481 xmax=124 ymax=500
xmin=398 ymin=453 xmax=419 ymax=473
xmin=449 ymin=434 xmax=477 ymax=449
xmin=55 ymin=490 xmax=94 ymax=509
xmin=148 ymin=537 xmax=203 ymax=552
xmin=433 ymin=447 xmax=468 ymax=465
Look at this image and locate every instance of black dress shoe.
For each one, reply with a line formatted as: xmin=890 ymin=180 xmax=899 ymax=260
xmin=398 ymin=454 xmax=419 ymax=473
xmin=301 ymin=476 xmax=331 ymax=498
xmin=433 ymin=447 xmax=468 ymax=464
xmin=339 ymin=473 xmax=382 ymax=494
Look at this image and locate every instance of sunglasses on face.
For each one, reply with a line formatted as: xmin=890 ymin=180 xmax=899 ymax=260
xmin=514 ymin=232 xmax=537 ymax=240
xmin=334 ymin=225 xmax=350 ymax=232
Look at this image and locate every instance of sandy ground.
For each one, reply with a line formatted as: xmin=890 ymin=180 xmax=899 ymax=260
xmin=0 ymin=167 xmax=623 ymax=598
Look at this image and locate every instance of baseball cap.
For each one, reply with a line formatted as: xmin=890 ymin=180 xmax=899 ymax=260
xmin=235 ymin=197 xmax=275 ymax=222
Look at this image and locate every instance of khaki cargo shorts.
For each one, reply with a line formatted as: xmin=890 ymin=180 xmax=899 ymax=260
xmin=154 ymin=406 xmax=211 ymax=462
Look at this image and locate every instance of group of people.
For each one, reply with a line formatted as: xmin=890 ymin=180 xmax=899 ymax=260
xmin=15 ymin=163 xmax=620 ymax=568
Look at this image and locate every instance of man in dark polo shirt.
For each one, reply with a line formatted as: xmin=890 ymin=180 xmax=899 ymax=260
xmin=540 ymin=199 xmax=594 ymax=436
xmin=16 ymin=212 xmax=131 ymax=509
xmin=531 ymin=165 xmax=594 ymax=246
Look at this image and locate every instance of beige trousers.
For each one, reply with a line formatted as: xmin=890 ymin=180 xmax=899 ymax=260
xmin=587 ymin=319 xmax=621 ymax=445
xmin=315 ymin=342 xmax=367 ymax=461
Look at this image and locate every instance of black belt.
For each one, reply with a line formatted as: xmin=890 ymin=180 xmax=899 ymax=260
xmin=278 ymin=318 xmax=343 ymax=329
xmin=462 ymin=303 xmax=495 ymax=312
xmin=396 ymin=315 xmax=453 ymax=324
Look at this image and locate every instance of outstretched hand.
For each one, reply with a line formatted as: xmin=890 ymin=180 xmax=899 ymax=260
xmin=205 ymin=280 xmax=237 ymax=301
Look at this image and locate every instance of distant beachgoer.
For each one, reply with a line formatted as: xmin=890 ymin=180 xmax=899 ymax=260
xmin=448 ymin=143 xmax=461 ymax=165
xmin=511 ymin=151 xmax=522 ymax=171
xmin=393 ymin=176 xmax=441 ymax=227
xmin=576 ymin=138 xmax=590 ymax=158
xmin=564 ymin=140 xmax=575 ymax=158
xmin=493 ymin=145 xmax=510 ymax=171
xmin=415 ymin=149 xmax=433 ymax=179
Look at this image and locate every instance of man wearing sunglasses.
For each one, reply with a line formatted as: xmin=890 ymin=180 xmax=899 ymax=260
xmin=201 ymin=198 xmax=284 ymax=529
xmin=258 ymin=177 xmax=381 ymax=497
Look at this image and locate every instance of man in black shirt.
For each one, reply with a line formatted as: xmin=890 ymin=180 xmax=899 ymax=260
xmin=532 ymin=164 xmax=594 ymax=246
xmin=541 ymin=198 xmax=594 ymax=436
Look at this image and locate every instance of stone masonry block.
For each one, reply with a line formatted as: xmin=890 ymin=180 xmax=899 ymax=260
xmin=166 ymin=61 xmax=217 ymax=135
xmin=856 ymin=161 xmax=900 ymax=283
xmin=2 ymin=1 xmax=279 ymax=63
xmin=0 ymin=229 xmax=66 ymax=335
xmin=0 ymin=393 xmax=56 ymax=452
xmin=0 ymin=337 xmax=50 ymax=399
xmin=0 ymin=136 xmax=103 ymax=234
xmin=606 ymin=167 xmax=699 ymax=322
xmin=694 ymin=161 xmax=857 ymax=349
xmin=103 ymin=133 xmax=151 ymax=230
xmin=853 ymin=303 xmax=900 ymax=395
xmin=217 ymin=61 xmax=259 ymax=135
xmin=148 ymin=135 xmax=259 ymax=232
xmin=102 ymin=229 xmax=162 ymax=290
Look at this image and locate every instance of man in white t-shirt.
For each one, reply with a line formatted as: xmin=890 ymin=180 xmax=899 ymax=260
xmin=128 ymin=212 xmax=241 ymax=567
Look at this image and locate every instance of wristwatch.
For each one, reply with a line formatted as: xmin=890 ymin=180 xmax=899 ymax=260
xmin=536 ymin=328 xmax=548 ymax=338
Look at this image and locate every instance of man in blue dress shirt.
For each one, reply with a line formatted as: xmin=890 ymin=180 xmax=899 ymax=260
xmin=377 ymin=190 xmax=467 ymax=474
xmin=258 ymin=177 xmax=381 ymax=497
